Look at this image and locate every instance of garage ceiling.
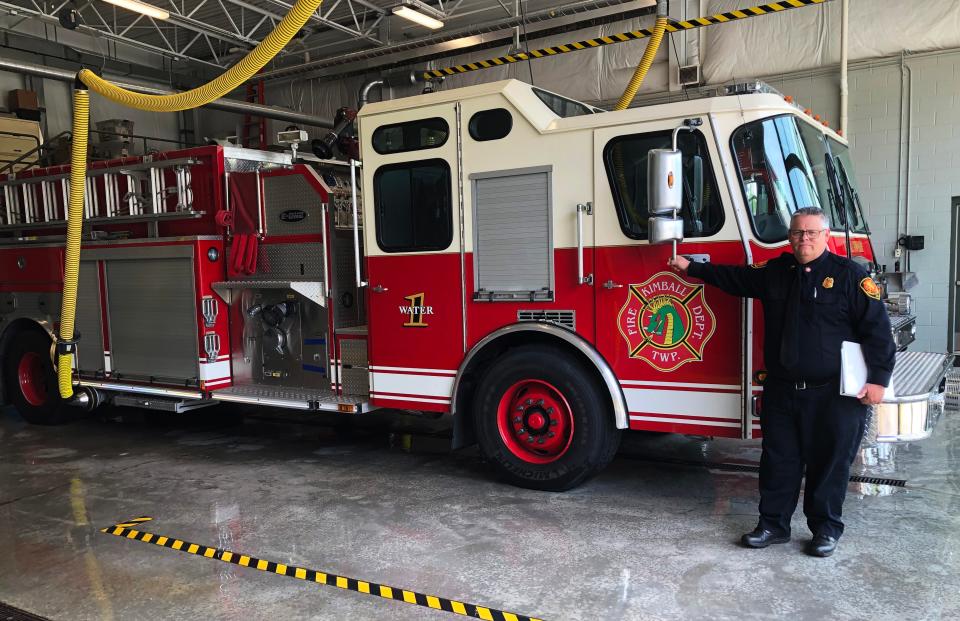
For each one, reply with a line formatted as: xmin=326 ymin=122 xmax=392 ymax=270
xmin=0 ymin=0 xmax=653 ymax=76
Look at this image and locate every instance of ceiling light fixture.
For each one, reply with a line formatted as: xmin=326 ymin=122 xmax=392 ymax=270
xmin=392 ymin=0 xmax=444 ymax=29
xmin=103 ymin=0 xmax=170 ymax=20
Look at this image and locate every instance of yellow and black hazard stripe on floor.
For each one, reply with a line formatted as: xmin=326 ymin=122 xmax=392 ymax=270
xmin=424 ymin=0 xmax=828 ymax=80
xmin=101 ymin=517 xmax=544 ymax=621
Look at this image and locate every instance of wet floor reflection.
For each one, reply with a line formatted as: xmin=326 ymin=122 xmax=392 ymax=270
xmin=1 ymin=394 xmax=960 ymax=620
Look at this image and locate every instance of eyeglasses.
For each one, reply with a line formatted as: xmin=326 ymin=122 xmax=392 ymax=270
xmin=788 ymin=229 xmax=826 ymax=240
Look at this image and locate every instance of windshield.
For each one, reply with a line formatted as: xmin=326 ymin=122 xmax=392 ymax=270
xmin=731 ymin=114 xmax=869 ymax=242
xmin=829 ymin=138 xmax=869 ymax=234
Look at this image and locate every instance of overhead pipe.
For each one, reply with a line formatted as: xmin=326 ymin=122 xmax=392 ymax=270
xmin=840 ymin=0 xmax=849 ymax=136
xmin=0 ymin=57 xmax=332 ymax=128
xmin=358 ymin=79 xmax=385 ymax=108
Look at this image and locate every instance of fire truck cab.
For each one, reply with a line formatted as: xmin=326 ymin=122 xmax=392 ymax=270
xmin=0 ymin=79 xmax=950 ymax=491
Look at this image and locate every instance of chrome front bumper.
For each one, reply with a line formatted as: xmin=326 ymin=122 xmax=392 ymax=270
xmin=868 ymin=351 xmax=954 ymax=444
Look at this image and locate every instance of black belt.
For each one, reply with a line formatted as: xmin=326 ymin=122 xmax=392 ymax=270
xmin=766 ymin=376 xmax=836 ymax=391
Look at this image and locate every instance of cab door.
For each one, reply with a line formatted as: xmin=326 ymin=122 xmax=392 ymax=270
xmin=592 ymin=119 xmax=748 ymax=438
xmin=361 ymin=105 xmax=464 ymax=411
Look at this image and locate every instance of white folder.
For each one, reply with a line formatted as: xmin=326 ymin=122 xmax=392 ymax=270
xmin=840 ymin=341 xmax=895 ymax=399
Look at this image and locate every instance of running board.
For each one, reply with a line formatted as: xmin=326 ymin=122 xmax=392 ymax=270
xmin=210 ymin=385 xmax=370 ymax=413
xmin=113 ymin=394 xmax=217 ymax=413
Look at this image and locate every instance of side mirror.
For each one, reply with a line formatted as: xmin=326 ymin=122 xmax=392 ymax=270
xmin=647 ymin=148 xmax=682 ymax=214
xmin=647 ymin=148 xmax=684 ymax=246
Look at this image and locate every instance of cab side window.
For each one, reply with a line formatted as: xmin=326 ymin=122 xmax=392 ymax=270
xmin=374 ymin=159 xmax=452 ymax=253
xmin=603 ymin=130 xmax=724 ymax=239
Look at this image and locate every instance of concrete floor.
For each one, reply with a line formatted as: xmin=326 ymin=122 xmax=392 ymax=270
xmin=0 ymin=403 xmax=958 ymax=621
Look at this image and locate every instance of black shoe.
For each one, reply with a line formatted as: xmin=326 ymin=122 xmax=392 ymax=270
xmin=740 ymin=528 xmax=790 ymax=548
xmin=806 ymin=534 xmax=838 ymax=557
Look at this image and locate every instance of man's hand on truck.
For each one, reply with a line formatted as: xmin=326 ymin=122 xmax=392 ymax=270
xmin=668 ymin=255 xmax=691 ymax=273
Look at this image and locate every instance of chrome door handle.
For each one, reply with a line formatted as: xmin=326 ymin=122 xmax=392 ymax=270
xmin=371 ymin=284 xmax=389 ymax=293
xmin=603 ymin=280 xmax=623 ymax=289
xmin=576 ymin=202 xmax=593 ymax=285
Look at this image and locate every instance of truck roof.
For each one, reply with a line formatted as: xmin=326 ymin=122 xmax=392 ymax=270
xmin=357 ymin=78 xmax=846 ymax=144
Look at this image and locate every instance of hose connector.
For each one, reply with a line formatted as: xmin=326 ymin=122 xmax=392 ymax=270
xmin=55 ymin=334 xmax=79 ymax=356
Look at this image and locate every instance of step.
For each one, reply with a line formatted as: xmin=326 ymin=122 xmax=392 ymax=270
xmin=211 ymin=384 xmax=369 ymax=413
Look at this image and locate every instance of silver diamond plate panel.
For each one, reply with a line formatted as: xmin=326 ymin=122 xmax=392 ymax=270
xmin=340 ymin=368 xmax=369 ymax=397
xmin=223 ymin=148 xmax=291 ymax=173
xmin=332 ymin=229 xmax=365 ymax=328
xmin=263 ymin=175 xmax=323 ymax=236
xmin=340 ymin=338 xmax=368 ymax=367
xmin=226 ymin=242 xmax=325 ymax=281
xmin=212 ymin=383 xmax=368 ymax=412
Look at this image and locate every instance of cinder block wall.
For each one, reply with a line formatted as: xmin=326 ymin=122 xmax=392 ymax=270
xmin=767 ymin=53 xmax=959 ymax=354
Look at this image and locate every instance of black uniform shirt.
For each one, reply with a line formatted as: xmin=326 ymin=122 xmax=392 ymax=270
xmin=688 ymin=251 xmax=895 ymax=386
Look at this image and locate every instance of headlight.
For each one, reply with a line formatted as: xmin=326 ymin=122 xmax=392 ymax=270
xmin=876 ymin=394 xmax=943 ymax=442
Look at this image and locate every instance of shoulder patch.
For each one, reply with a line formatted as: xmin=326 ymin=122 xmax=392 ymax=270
xmin=859 ymin=277 xmax=881 ymax=300
xmin=750 ymin=259 xmax=768 ymax=269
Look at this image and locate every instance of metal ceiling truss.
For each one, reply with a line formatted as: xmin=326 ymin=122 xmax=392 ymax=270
xmin=258 ymin=0 xmax=651 ymax=82
xmin=0 ymin=0 xmax=387 ymax=69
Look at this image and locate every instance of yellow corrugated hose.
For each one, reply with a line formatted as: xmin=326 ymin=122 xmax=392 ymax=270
xmin=613 ymin=14 xmax=668 ymax=111
xmin=57 ymin=87 xmax=89 ymax=398
xmin=57 ymin=0 xmax=323 ymax=398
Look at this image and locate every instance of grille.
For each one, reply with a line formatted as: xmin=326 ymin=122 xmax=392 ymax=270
xmin=517 ymin=310 xmax=575 ymax=331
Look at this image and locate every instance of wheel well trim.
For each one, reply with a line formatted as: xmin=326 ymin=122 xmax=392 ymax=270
xmin=1 ymin=318 xmax=57 ymax=346
xmin=452 ymin=322 xmax=629 ymax=429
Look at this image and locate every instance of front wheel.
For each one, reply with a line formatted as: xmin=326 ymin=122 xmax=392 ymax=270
xmin=473 ymin=345 xmax=621 ymax=491
xmin=2 ymin=329 xmax=74 ymax=425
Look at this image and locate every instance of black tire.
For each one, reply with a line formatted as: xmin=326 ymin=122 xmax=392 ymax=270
xmin=472 ymin=345 xmax=621 ymax=491
xmin=2 ymin=329 xmax=75 ymax=425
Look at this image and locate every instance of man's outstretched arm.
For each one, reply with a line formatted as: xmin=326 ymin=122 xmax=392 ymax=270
xmin=668 ymin=255 xmax=767 ymax=299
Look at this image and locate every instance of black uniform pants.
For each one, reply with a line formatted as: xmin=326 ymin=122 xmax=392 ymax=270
xmin=757 ymin=381 xmax=867 ymax=539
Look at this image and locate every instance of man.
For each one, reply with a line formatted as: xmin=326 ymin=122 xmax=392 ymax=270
xmin=668 ymin=207 xmax=895 ymax=557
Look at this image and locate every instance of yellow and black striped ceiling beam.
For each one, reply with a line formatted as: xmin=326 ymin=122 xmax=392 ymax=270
xmin=423 ymin=0 xmax=829 ymax=80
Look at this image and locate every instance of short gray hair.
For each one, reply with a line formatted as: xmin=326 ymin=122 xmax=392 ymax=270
xmin=791 ymin=207 xmax=830 ymax=228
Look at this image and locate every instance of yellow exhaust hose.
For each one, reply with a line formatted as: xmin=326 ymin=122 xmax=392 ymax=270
xmin=613 ymin=14 xmax=668 ymax=111
xmin=57 ymin=87 xmax=89 ymax=399
xmin=57 ymin=0 xmax=324 ymax=398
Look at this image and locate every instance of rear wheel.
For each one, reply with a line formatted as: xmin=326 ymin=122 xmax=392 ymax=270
xmin=2 ymin=329 xmax=74 ymax=425
xmin=473 ymin=345 xmax=621 ymax=491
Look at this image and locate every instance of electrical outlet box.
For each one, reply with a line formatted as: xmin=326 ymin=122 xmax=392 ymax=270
xmin=894 ymin=247 xmax=903 ymax=258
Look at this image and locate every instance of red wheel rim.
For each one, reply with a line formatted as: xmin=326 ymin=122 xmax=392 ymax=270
xmin=18 ymin=351 xmax=48 ymax=407
xmin=496 ymin=379 xmax=574 ymax=464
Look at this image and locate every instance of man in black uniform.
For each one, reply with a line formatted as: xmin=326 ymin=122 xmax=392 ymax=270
xmin=668 ymin=207 xmax=895 ymax=557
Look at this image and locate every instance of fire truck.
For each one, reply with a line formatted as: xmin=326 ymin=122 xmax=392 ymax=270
xmin=0 ymin=79 xmax=951 ymax=490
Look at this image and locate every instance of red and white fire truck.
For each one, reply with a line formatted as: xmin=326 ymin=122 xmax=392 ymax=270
xmin=0 ymin=80 xmax=950 ymax=490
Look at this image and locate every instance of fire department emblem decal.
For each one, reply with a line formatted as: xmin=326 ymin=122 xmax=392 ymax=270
xmin=617 ymin=271 xmax=716 ymax=372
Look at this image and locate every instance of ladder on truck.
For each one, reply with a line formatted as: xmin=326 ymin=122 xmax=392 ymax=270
xmin=240 ymin=79 xmax=267 ymax=150
xmin=0 ymin=156 xmax=200 ymax=231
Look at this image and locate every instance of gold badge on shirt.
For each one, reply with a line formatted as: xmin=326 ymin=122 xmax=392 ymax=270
xmin=822 ymin=277 xmax=834 ymax=289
